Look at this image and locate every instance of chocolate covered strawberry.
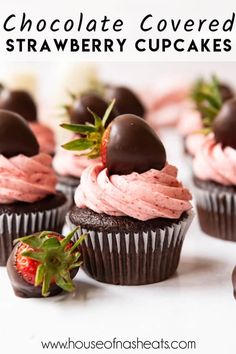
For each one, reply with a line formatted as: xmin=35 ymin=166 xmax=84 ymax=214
xmin=7 ymin=228 xmax=85 ymax=298
xmin=0 ymin=110 xmax=39 ymax=157
xmin=65 ymin=92 xmax=117 ymax=126
xmin=192 ymin=76 xmax=236 ymax=149
xmin=0 ymin=86 xmax=37 ymax=122
xmin=191 ymin=76 xmax=234 ymax=131
xmin=218 ymin=83 xmax=234 ymax=103
xmin=105 ymin=85 xmax=146 ymax=117
xmin=61 ymin=100 xmax=166 ymax=175
xmin=213 ymin=98 xmax=236 ymax=149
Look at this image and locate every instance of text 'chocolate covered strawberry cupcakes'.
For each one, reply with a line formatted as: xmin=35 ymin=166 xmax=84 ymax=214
xmin=0 ymin=85 xmax=56 ymax=155
xmin=62 ymin=102 xmax=194 ymax=285
xmin=0 ymin=110 xmax=68 ymax=266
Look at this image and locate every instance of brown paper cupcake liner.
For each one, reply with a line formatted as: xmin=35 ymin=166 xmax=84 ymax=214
xmin=0 ymin=202 xmax=68 ymax=266
xmin=194 ymin=185 xmax=236 ymax=241
xmin=67 ymin=211 xmax=193 ymax=285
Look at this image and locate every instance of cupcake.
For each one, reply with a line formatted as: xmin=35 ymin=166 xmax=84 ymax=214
xmin=62 ymin=104 xmax=193 ymax=285
xmin=177 ymin=77 xmax=234 ymax=157
xmin=53 ymin=93 xmax=118 ymax=205
xmin=0 ymin=110 xmax=68 ymax=266
xmin=0 ymin=85 xmax=55 ymax=155
xmin=193 ymin=98 xmax=236 ymax=241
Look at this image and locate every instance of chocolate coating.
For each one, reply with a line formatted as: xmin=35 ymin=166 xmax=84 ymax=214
xmin=219 ymin=83 xmax=234 ymax=103
xmin=232 ymin=267 xmax=236 ymax=299
xmin=68 ymin=93 xmax=117 ymax=126
xmin=105 ymin=86 xmax=146 ymax=117
xmin=0 ymin=110 xmax=39 ymax=157
xmin=7 ymin=242 xmax=78 ymax=298
xmin=106 ymin=114 xmax=166 ymax=175
xmin=213 ymin=99 xmax=236 ymax=149
xmin=0 ymin=90 xmax=37 ymax=122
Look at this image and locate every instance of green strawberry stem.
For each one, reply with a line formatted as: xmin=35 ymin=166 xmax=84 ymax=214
xmin=61 ymin=99 xmax=115 ymax=158
xmin=191 ymin=75 xmax=223 ymax=132
xmin=16 ymin=228 xmax=86 ymax=297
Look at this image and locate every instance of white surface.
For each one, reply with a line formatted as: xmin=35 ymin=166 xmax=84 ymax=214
xmin=0 ymin=130 xmax=236 ymax=354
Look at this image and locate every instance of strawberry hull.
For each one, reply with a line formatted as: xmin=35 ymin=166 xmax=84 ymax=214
xmin=7 ymin=244 xmax=79 ymax=298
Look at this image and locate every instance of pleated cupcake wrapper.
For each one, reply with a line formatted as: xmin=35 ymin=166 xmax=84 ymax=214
xmin=67 ymin=210 xmax=194 ymax=285
xmin=0 ymin=202 xmax=68 ymax=266
xmin=56 ymin=182 xmax=77 ymax=208
xmin=194 ymin=185 xmax=236 ymax=241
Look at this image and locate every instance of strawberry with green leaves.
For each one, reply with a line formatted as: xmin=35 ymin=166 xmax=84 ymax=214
xmin=191 ymin=76 xmax=236 ymax=149
xmin=61 ymin=100 xmax=166 ymax=175
xmin=7 ymin=228 xmax=85 ymax=298
xmin=191 ymin=76 xmax=234 ymax=133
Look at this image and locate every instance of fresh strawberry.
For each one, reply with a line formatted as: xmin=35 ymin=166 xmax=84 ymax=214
xmin=100 ymin=125 xmax=110 ymax=167
xmin=7 ymin=228 xmax=85 ymax=298
xmin=61 ymin=100 xmax=166 ymax=175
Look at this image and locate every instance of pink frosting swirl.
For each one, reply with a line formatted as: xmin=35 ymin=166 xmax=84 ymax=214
xmin=75 ymin=163 xmax=192 ymax=221
xmin=193 ymin=135 xmax=236 ymax=185
xmin=29 ymin=122 xmax=55 ymax=155
xmin=53 ymin=148 xmax=101 ymax=178
xmin=185 ymin=133 xmax=206 ymax=157
xmin=177 ymin=106 xmax=203 ymax=136
xmin=142 ymin=87 xmax=189 ymax=128
xmin=0 ymin=153 xmax=56 ymax=204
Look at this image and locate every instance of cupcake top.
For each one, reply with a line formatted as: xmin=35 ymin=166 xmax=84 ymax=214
xmin=53 ymin=146 xmax=100 ymax=178
xmin=0 ymin=110 xmax=56 ymax=204
xmin=30 ymin=122 xmax=55 ymax=156
xmin=75 ymin=163 xmax=192 ymax=221
xmin=0 ymin=86 xmax=55 ymax=154
xmin=193 ymin=135 xmax=236 ymax=186
xmin=143 ymin=86 xmax=189 ymax=129
xmin=62 ymin=102 xmax=192 ymax=221
xmin=193 ymin=98 xmax=236 ymax=185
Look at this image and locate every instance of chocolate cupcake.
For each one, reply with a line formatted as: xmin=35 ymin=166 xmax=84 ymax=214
xmin=193 ymin=99 xmax=236 ymax=241
xmin=63 ymin=106 xmax=193 ymax=285
xmin=0 ymin=86 xmax=55 ymax=155
xmin=0 ymin=110 xmax=68 ymax=265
